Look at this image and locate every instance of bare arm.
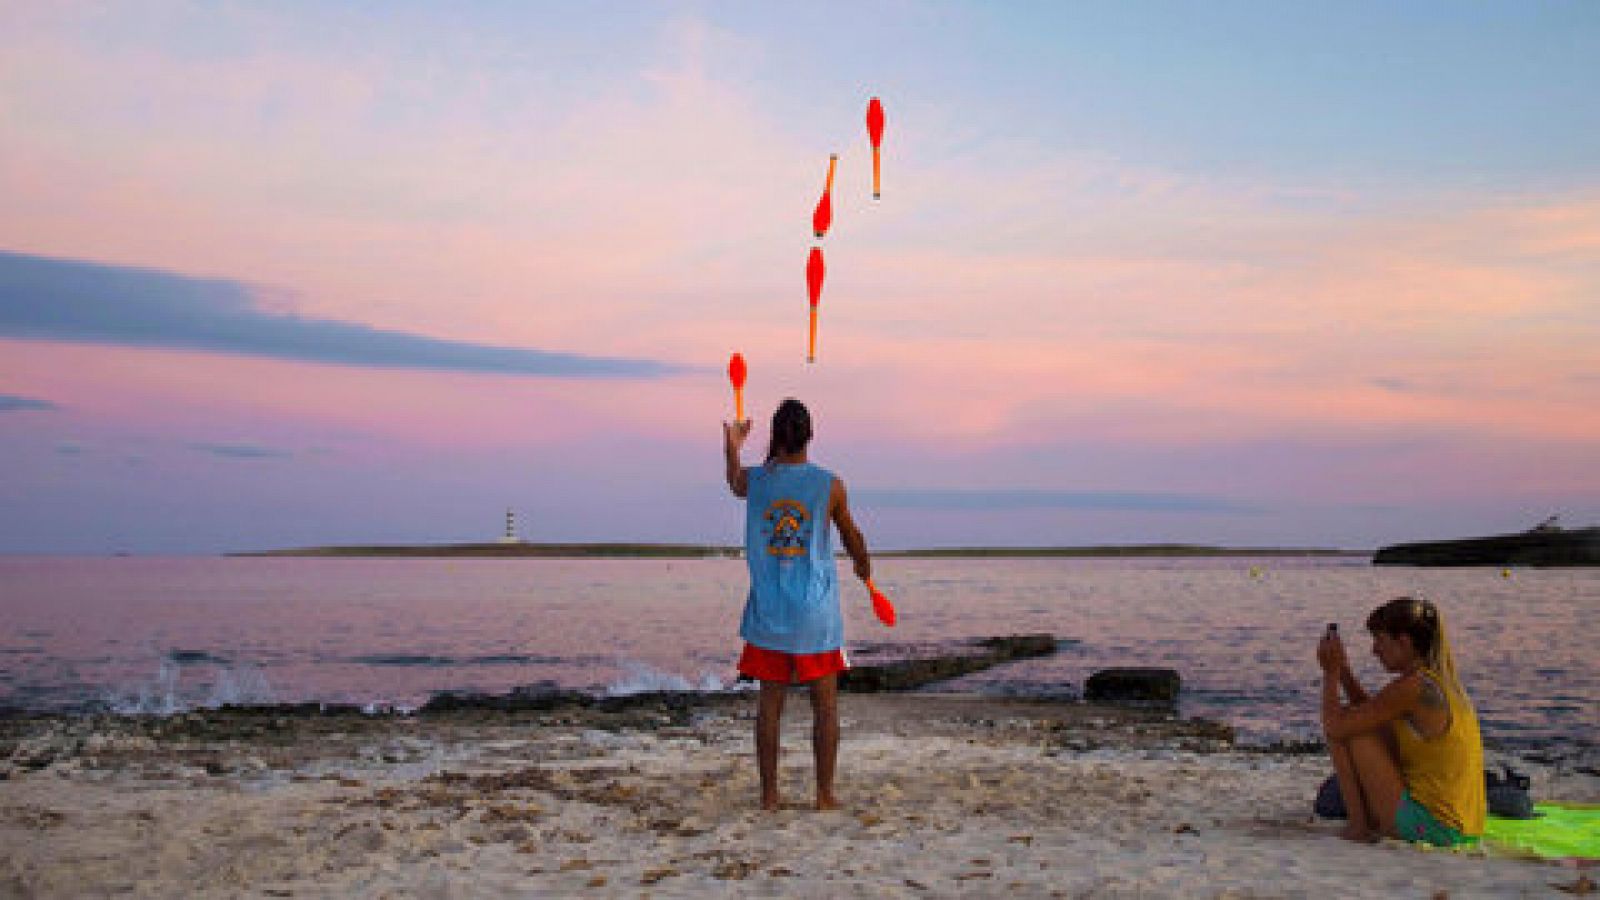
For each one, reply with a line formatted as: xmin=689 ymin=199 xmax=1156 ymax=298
xmin=829 ymin=477 xmax=871 ymax=582
xmin=1318 ymin=629 xmax=1370 ymax=704
xmin=724 ymin=421 xmax=750 ymax=497
xmin=1323 ymin=673 xmax=1421 ymax=742
xmin=1338 ymin=663 xmax=1370 ymax=705
xmin=1317 ymin=629 xmax=1412 ymax=739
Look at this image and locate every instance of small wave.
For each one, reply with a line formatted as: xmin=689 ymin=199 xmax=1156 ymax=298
xmin=205 ymin=662 xmax=274 ymax=707
xmin=102 ymin=658 xmax=275 ymax=715
xmin=103 ymin=657 xmax=182 ymax=715
xmin=605 ymin=661 xmax=738 ymax=696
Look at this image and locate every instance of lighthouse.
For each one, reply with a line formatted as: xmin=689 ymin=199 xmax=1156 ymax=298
xmin=500 ymin=508 xmax=523 ymax=544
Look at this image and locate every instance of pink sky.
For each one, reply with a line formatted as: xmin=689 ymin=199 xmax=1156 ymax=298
xmin=2 ymin=6 xmax=1597 ymax=553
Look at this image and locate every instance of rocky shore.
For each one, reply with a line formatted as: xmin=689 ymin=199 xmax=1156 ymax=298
xmin=4 ymin=692 xmax=1596 ymax=898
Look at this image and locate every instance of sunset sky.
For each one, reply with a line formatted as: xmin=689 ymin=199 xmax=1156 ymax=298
xmin=2 ymin=2 xmax=1597 ymax=554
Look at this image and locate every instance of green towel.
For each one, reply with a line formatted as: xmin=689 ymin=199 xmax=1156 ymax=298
xmin=1482 ymin=804 xmax=1600 ymax=860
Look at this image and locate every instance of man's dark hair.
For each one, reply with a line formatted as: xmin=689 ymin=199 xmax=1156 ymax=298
xmin=764 ymin=398 xmax=813 ymax=466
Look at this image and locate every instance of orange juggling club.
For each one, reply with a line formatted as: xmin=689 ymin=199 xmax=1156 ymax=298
xmin=805 ymin=246 xmax=825 ymax=363
xmin=866 ymin=97 xmax=885 ymax=200
xmin=727 ymin=352 xmax=747 ymax=422
xmin=866 ymin=578 xmax=897 ymax=627
xmin=812 ymin=154 xmax=837 ymax=239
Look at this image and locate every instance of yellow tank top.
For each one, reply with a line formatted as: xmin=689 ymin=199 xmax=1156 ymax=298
xmin=1393 ymin=668 xmax=1486 ymax=835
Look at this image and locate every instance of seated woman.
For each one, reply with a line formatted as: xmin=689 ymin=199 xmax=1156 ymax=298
xmin=1318 ymin=596 xmax=1485 ymax=846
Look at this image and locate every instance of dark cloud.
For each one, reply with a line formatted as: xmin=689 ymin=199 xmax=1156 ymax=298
xmin=1370 ymin=377 xmax=1415 ymax=392
xmin=0 ymin=250 xmax=682 ymax=378
xmin=188 ymin=443 xmax=293 ymax=459
xmin=0 ymin=393 xmax=58 ymax=412
xmin=856 ymin=488 xmax=1259 ymax=514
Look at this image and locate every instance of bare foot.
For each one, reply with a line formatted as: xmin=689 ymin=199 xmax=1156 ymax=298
xmin=815 ymin=794 xmax=840 ymax=811
xmin=1338 ymin=823 xmax=1376 ymax=843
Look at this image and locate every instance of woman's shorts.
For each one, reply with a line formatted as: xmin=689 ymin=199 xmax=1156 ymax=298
xmin=1395 ymin=790 xmax=1472 ymax=847
xmin=738 ymin=643 xmax=849 ymax=684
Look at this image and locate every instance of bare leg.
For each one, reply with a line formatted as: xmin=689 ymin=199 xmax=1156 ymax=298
xmin=1345 ymin=731 xmax=1404 ymax=839
xmin=1326 ymin=729 xmax=1405 ymax=842
xmin=756 ymin=681 xmax=787 ymax=811
xmin=808 ymin=674 xmax=840 ymax=810
xmin=1327 ymin=737 xmax=1374 ymax=842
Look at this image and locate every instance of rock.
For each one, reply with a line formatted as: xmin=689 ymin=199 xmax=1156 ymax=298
xmin=415 ymin=634 xmax=1063 ymax=716
xmin=840 ymin=634 xmax=1058 ymax=693
xmin=11 ymin=732 xmax=74 ymax=770
xmin=1084 ymin=668 xmax=1181 ymax=710
xmin=420 ymin=683 xmax=594 ymax=714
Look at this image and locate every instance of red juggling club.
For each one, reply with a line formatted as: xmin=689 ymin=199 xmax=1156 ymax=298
xmin=727 ymin=353 xmax=747 ymax=422
xmin=812 ymin=154 xmax=837 ymax=239
xmin=866 ymin=578 xmax=897 ymax=627
xmin=806 ymin=247 xmax=825 ymax=363
xmin=866 ymin=97 xmax=885 ymax=200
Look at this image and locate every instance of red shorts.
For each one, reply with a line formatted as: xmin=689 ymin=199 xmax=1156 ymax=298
xmin=737 ymin=643 xmax=849 ymax=684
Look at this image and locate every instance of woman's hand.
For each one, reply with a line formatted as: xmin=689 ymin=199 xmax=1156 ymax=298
xmin=1317 ymin=629 xmax=1348 ymax=674
xmin=724 ymin=419 xmax=751 ymax=452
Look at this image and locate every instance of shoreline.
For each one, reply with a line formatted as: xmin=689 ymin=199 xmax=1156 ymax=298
xmin=4 ymin=695 xmax=1595 ymax=897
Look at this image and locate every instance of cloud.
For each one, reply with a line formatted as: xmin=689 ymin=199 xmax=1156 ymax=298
xmin=1370 ymin=377 xmax=1416 ymax=393
xmin=0 ymin=393 xmax=58 ymax=411
xmin=855 ymin=488 xmax=1259 ymax=514
xmin=0 ymin=251 xmax=684 ymax=378
xmin=188 ymin=442 xmax=293 ymax=460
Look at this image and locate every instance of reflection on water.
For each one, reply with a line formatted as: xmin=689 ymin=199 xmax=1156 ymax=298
xmin=0 ymin=556 xmax=1594 ymax=756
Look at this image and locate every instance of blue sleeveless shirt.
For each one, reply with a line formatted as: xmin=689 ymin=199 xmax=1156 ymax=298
xmin=740 ymin=462 xmax=842 ymax=654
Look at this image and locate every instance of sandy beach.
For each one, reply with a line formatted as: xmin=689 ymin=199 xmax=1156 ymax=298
xmin=3 ymin=695 xmax=1596 ymax=899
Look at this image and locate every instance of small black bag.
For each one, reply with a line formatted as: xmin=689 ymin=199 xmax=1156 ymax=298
xmin=1313 ymin=774 xmax=1346 ymax=819
xmin=1486 ymin=765 xmax=1536 ymax=819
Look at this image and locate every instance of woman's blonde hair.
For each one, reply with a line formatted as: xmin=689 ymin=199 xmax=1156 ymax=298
xmin=1366 ymin=595 xmax=1470 ymax=702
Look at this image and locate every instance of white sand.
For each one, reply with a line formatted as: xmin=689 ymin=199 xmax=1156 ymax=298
xmin=3 ymin=696 xmax=1595 ymax=898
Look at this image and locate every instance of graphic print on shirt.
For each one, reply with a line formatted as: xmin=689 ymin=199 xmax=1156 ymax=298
xmin=763 ymin=498 xmax=811 ymax=558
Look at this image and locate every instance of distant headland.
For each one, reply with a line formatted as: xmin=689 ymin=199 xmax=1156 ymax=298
xmin=1373 ymin=516 xmax=1600 ymax=567
xmin=230 ymin=542 xmax=1359 ymax=559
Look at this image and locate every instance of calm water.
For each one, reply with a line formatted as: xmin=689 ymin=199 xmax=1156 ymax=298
xmin=1 ymin=556 xmax=1594 ymax=757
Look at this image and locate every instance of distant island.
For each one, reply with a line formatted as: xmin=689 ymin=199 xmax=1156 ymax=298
xmin=1373 ymin=516 xmax=1600 ymax=567
xmin=232 ymin=542 xmax=1358 ymax=559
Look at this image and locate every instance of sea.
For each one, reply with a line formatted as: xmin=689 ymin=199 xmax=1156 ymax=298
xmin=1 ymin=556 xmax=1595 ymax=763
